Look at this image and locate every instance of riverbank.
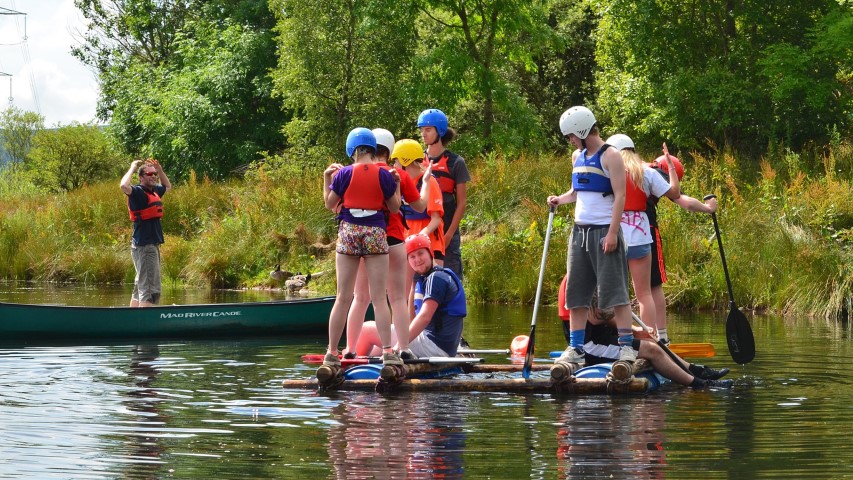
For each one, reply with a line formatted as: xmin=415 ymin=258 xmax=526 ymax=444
xmin=1 ymin=144 xmax=851 ymax=318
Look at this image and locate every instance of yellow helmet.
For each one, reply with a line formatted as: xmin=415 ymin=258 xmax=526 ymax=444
xmin=390 ymin=139 xmax=423 ymax=167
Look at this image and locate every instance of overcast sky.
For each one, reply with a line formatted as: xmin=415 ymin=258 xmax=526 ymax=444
xmin=0 ymin=0 xmax=100 ymax=126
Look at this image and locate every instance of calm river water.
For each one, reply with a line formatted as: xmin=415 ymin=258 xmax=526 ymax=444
xmin=1 ymin=283 xmax=852 ymax=479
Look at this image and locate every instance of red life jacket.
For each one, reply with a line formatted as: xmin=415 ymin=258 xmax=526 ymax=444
xmin=128 ymin=188 xmax=164 ymax=222
xmin=341 ymin=163 xmax=386 ymax=211
xmin=384 ymin=165 xmax=407 ymax=240
xmin=624 ymin=172 xmax=648 ymax=212
xmin=427 ymin=151 xmax=459 ymax=194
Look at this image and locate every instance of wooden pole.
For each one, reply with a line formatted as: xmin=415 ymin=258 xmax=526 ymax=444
xmin=282 ymin=377 xmax=650 ymax=394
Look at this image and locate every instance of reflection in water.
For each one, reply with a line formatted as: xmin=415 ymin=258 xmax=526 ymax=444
xmin=555 ymin=397 xmax=665 ymax=480
xmin=724 ymin=388 xmax=755 ymax=480
xmin=2 ymin=303 xmax=853 ymax=478
xmin=326 ymin=394 xmax=466 ymax=479
xmin=120 ymin=344 xmax=165 ymax=479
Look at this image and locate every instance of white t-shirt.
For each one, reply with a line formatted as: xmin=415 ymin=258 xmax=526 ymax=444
xmin=620 ymin=166 xmax=671 ymax=247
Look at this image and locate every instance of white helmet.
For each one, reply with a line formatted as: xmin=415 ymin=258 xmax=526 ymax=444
xmin=371 ymin=128 xmax=395 ymax=154
xmin=559 ymin=106 xmax=596 ymax=139
xmin=605 ymin=134 xmax=635 ymax=151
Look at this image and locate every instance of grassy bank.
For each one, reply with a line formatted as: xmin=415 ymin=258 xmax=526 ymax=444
xmin=1 ymin=143 xmax=851 ymax=319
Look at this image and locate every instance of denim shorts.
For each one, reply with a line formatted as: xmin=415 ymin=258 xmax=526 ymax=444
xmin=626 ymin=243 xmax=651 ymax=260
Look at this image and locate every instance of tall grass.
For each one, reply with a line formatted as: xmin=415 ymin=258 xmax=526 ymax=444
xmin=1 ymin=140 xmax=850 ymax=318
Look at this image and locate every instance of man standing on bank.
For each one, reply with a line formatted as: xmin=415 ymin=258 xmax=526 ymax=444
xmin=120 ymin=159 xmax=171 ymax=307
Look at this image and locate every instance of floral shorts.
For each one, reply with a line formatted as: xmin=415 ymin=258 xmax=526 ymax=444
xmin=336 ymin=221 xmax=389 ymax=256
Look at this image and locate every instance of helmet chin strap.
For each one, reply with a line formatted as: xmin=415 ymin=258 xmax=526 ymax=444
xmin=580 ymin=138 xmax=587 ymax=150
xmin=427 ymin=133 xmax=441 ymax=147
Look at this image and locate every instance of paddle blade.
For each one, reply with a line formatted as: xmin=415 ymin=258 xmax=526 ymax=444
xmin=668 ymin=343 xmax=716 ymax=358
xmin=726 ymin=306 xmax=755 ymax=364
xmin=522 ymin=327 xmax=535 ymax=379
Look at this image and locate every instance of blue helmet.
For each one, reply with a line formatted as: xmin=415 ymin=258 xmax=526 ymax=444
xmin=417 ymin=109 xmax=448 ymax=137
xmin=345 ymin=127 xmax=377 ymax=157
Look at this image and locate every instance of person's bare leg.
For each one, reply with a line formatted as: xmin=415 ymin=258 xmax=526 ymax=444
xmin=345 ymin=259 xmax=369 ymax=354
xmin=326 ymin=254 xmax=360 ymax=354
xmin=386 ymin=245 xmax=411 ymax=350
xmin=638 ymin=341 xmax=694 ymax=386
xmin=363 ymin=254 xmax=394 ymax=348
xmin=629 ymin=255 xmax=656 ymax=329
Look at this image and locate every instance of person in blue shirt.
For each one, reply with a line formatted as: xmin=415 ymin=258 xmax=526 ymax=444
xmin=355 ymin=233 xmax=466 ymax=358
xmin=120 ymin=159 xmax=172 ymax=307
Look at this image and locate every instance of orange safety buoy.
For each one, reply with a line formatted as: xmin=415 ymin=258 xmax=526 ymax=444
xmin=511 ymin=335 xmax=529 ymax=357
xmin=558 ymin=273 xmax=571 ymax=321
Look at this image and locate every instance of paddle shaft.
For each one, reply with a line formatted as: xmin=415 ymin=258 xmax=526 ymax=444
xmin=523 ymin=206 xmax=557 ymax=379
xmin=457 ymin=349 xmax=509 ymax=355
xmin=631 ymin=312 xmax=691 ymax=375
xmin=704 ymin=195 xmax=736 ymax=305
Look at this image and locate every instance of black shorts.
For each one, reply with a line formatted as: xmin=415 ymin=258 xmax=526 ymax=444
xmin=388 ymin=236 xmax=404 ymax=246
xmin=650 ymin=225 xmax=667 ymax=287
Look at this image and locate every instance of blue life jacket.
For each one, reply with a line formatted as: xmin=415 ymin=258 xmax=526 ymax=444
xmin=572 ymin=145 xmax=613 ymax=194
xmin=413 ymin=265 xmax=467 ymax=318
xmin=400 ymin=175 xmax=432 ymax=220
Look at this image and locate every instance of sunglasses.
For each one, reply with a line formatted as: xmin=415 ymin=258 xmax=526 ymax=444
xmin=143 ymin=171 xmax=158 ymax=177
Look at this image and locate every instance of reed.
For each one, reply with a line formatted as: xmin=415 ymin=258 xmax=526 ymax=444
xmin=0 ymin=140 xmax=850 ymax=318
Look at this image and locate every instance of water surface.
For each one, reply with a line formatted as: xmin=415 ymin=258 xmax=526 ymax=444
xmin=1 ymin=285 xmax=851 ymax=478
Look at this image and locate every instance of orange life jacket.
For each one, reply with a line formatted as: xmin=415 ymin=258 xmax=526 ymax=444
xmin=341 ymin=163 xmax=386 ymax=211
xmin=624 ymin=173 xmax=648 ymax=212
xmin=427 ymin=151 xmax=460 ymax=195
xmin=128 ymin=188 xmax=164 ymax=222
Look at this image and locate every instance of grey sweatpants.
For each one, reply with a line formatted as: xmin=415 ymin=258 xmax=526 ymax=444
xmin=131 ymin=242 xmax=162 ymax=304
xmin=565 ymin=224 xmax=631 ymax=310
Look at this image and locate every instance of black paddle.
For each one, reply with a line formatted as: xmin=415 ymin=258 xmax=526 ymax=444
xmin=523 ymin=206 xmax=556 ymax=379
xmin=704 ymin=194 xmax=756 ymax=364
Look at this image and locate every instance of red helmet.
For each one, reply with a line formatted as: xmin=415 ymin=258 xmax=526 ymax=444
xmin=653 ymin=154 xmax=685 ymax=180
xmin=405 ymin=233 xmax=432 ymax=257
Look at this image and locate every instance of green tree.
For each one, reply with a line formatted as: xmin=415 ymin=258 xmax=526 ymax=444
xmin=520 ymin=0 xmax=598 ymax=148
xmin=26 ymin=123 xmax=125 ymax=192
xmin=73 ymin=0 xmax=287 ymax=179
xmin=269 ymin=0 xmax=418 ymax=164
xmin=0 ymin=107 xmax=45 ymax=166
xmin=759 ymin=8 xmax=853 ymax=147
xmin=413 ymin=0 xmax=552 ymax=154
xmin=593 ymin=0 xmax=846 ymax=154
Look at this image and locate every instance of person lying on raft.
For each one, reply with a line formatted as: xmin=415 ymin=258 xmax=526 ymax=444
xmin=355 ymin=233 xmax=466 ymax=359
xmin=584 ymin=299 xmax=733 ymax=389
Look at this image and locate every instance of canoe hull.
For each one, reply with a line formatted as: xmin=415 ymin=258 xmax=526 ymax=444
xmin=0 ymin=296 xmax=335 ymax=340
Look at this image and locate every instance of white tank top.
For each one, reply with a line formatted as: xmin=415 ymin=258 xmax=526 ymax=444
xmin=575 ymin=161 xmax=614 ymax=225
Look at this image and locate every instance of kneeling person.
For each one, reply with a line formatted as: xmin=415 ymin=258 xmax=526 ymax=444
xmin=356 ymin=234 xmax=466 ymax=358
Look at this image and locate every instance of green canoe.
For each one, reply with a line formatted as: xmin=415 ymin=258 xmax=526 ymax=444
xmin=0 ymin=296 xmax=335 ymax=341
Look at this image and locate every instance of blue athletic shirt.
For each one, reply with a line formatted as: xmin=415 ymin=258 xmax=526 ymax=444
xmin=413 ymin=266 xmax=466 ymax=356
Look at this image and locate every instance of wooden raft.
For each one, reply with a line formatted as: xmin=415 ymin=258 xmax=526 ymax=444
xmin=283 ymin=376 xmax=650 ymax=394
